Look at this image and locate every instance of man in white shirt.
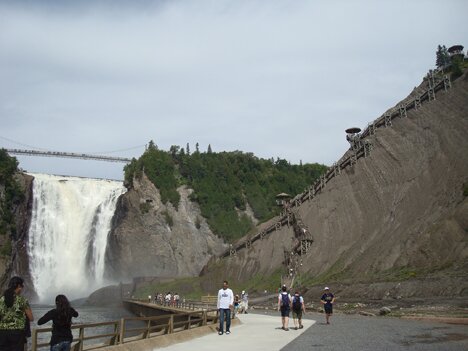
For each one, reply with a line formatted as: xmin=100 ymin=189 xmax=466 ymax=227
xmin=217 ymin=280 xmax=234 ymax=335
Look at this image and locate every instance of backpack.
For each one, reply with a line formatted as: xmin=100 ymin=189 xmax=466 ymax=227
xmin=292 ymin=296 xmax=302 ymax=312
xmin=280 ymin=293 xmax=290 ymax=307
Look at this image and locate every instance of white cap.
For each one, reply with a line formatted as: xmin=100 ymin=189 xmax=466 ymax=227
xmin=242 ymin=290 xmax=245 ymax=294
xmin=324 ymin=287 xmax=329 ymax=290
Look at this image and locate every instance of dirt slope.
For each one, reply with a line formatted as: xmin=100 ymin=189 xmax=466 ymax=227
xmin=199 ymin=71 xmax=468 ymax=299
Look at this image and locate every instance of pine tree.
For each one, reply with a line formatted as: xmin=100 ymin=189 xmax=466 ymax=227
xmin=207 ymin=144 xmax=212 ymax=154
xmin=195 ymin=142 xmax=200 ymax=153
xmin=186 ymin=143 xmax=190 ymax=156
xmin=436 ymin=45 xmax=449 ymax=69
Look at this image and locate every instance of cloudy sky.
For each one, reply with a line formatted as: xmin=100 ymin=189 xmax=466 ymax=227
xmin=1 ymin=0 xmax=467 ymax=180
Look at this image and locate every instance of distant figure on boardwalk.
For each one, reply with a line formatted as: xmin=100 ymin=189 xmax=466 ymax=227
xmin=217 ymin=280 xmax=234 ymax=335
xmin=173 ymin=292 xmax=180 ymax=307
xmin=278 ymin=285 xmax=291 ymax=331
xmin=241 ymin=290 xmax=249 ymax=314
xmin=0 ymin=276 xmax=34 ymax=351
xmin=38 ymin=295 xmax=79 ymax=351
xmin=233 ymin=295 xmax=240 ymax=318
xmin=320 ymin=287 xmax=335 ymax=325
xmin=291 ymin=291 xmax=305 ymax=330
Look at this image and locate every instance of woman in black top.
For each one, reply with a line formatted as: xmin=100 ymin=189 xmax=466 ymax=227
xmin=38 ymin=295 xmax=78 ymax=351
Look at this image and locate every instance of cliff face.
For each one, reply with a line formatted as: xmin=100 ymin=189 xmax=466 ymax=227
xmin=200 ymin=71 xmax=468 ymax=298
xmin=105 ymin=173 xmax=227 ymax=282
xmin=0 ymin=173 xmax=35 ymax=297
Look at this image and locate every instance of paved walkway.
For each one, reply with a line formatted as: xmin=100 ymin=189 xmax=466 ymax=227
xmin=155 ymin=311 xmax=468 ymax=351
xmin=157 ymin=313 xmax=314 ymax=350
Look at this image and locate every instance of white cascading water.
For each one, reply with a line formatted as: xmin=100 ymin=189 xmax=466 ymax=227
xmin=27 ymin=173 xmax=126 ymax=302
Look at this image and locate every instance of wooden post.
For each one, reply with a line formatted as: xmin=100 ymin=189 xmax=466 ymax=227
xmin=414 ymin=97 xmax=421 ymax=109
xmin=119 ymin=318 xmax=125 ymax=344
xmin=202 ymin=310 xmax=207 ymax=326
xmin=78 ymin=326 xmax=84 ymax=351
xmin=384 ymin=114 xmax=392 ymax=127
xmin=31 ymin=329 xmax=38 ymax=351
xmin=168 ymin=315 xmax=174 ymax=334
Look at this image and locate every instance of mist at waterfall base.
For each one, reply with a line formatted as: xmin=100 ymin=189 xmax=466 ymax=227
xmin=27 ymin=173 xmax=127 ymax=303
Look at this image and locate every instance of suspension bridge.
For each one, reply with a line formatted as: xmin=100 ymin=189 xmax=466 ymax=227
xmin=5 ymin=148 xmax=133 ymax=163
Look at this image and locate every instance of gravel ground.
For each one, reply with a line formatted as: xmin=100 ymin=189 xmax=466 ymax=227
xmin=247 ymin=310 xmax=468 ymax=350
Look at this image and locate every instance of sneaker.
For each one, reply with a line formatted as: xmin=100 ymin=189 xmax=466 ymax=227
xmin=218 ymin=331 xmax=223 ymax=335
xmin=226 ymin=331 xmax=230 ymax=335
xmin=285 ymin=328 xmax=289 ymax=331
xmin=299 ymin=325 xmax=303 ymax=329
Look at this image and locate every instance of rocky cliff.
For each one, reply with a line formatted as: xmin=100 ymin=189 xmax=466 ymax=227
xmin=0 ymin=173 xmax=35 ymax=298
xmin=105 ymin=173 xmax=227 ymax=282
xmin=199 ymin=70 xmax=468 ymax=299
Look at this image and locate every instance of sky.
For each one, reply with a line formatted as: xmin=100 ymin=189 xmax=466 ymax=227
xmin=1 ymin=0 xmax=467 ymax=180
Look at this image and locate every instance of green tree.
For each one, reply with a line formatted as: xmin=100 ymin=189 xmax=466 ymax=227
xmin=124 ymin=146 xmax=327 ymax=241
xmin=436 ymin=45 xmax=450 ymax=69
xmin=0 ymin=149 xmax=24 ymax=239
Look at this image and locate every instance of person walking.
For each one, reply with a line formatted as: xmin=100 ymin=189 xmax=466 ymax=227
xmin=38 ymin=295 xmax=79 ymax=351
xmin=217 ymin=280 xmax=233 ymax=335
xmin=278 ymin=285 xmax=291 ymax=331
xmin=0 ymin=276 xmax=34 ymax=351
xmin=241 ymin=290 xmax=249 ymax=314
xmin=320 ymin=287 xmax=335 ymax=324
xmin=233 ymin=294 xmax=240 ymax=319
xmin=291 ymin=291 xmax=305 ymax=330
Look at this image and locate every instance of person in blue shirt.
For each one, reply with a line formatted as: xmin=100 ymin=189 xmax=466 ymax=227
xmin=320 ymin=287 xmax=335 ymax=325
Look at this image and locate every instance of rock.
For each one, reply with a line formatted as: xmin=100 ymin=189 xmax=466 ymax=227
xmin=105 ymin=174 xmax=228 ymax=282
xmin=359 ymin=311 xmax=376 ymax=317
xmin=379 ymin=307 xmax=392 ymax=315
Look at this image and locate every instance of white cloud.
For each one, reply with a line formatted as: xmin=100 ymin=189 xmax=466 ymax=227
xmin=1 ymin=0 xmax=467 ymax=179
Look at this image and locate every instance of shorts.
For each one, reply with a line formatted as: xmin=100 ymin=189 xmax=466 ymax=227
xmin=324 ymin=304 xmax=333 ymax=315
xmin=280 ymin=307 xmax=290 ymax=317
xmin=292 ymin=310 xmax=303 ymax=319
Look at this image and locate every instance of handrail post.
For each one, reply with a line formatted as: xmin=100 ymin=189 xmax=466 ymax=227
xmin=31 ymin=328 xmax=38 ymax=351
xmin=169 ymin=315 xmax=174 ymax=334
xmin=119 ymin=318 xmax=125 ymax=344
xmin=203 ymin=310 xmax=207 ymax=326
xmin=78 ymin=326 xmax=84 ymax=351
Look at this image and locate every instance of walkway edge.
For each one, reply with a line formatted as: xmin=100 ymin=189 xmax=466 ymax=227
xmin=100 ymin=319 xmax=242 ymax=351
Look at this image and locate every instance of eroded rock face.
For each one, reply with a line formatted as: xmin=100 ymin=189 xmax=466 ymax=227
xmin=105 ymin=174 xmax=227 ymax=282
xmin=0 ymin=173 xmax=35 ymax=299
xmin=200 ymin=72 xmax=468 ymax=298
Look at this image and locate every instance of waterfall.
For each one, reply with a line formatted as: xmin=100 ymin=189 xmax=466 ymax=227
xmin=27 ymin=173 xmax=126 ymax=302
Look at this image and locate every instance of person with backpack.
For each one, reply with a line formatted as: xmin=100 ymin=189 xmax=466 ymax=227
xmin=37 ymin=295 xmax=79 ymax=351
xmin=291 ymin=291 xmax=305 ymax=330
xmin=277 ymin=285 xmax=291 ymax=331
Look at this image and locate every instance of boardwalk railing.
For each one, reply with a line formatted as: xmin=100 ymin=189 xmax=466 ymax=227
xmin=31 ymin=309 xmax=218 ymax=351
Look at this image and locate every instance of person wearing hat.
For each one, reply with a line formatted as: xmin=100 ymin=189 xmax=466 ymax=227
xmin=320 ymin=287 xmax=335 ymax=324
